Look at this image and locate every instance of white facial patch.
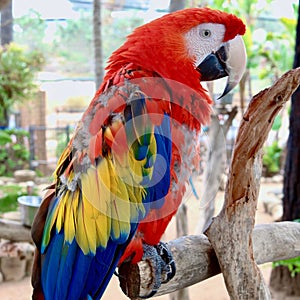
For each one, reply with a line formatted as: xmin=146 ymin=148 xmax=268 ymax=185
xmin=184 ymin=23 xmax=226 ymax=67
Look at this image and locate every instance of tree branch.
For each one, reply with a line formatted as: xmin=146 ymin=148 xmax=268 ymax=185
xmin=205 ymin=68 xmax=300 ymax=299
xmin=118 ymin=222 xmax=300 ymax=298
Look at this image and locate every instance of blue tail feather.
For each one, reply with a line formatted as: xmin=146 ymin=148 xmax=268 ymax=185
xmin=66 ymin=250 xmax=93 ymax=300
xmin=82 ymin=241 xmax=118 ymax=299
xmin=42 ymin=232 xmax=64 ymax=299
xmin=55 ymin=240 xmax=78 ymax=300
xmin=41 ymin=225 xmax=138 ymax=300
xmin=91 ymin=226 xmax=138 ymax=299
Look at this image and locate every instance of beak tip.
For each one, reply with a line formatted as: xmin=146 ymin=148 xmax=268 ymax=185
xmin=217 ymin=82 xmax=236 ymax=100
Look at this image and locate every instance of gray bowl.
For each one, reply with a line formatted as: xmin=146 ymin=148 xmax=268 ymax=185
xmin=17 ymin=196 xmax=42 ymax=227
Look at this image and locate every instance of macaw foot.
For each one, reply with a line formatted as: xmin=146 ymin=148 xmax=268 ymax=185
xmin=117 ymin=241 xmax=176 ymax=299
xmin=153 ymin=242 xmax=176 ymax=283
xmin=139 ymin=242 xmax=176 ymax=298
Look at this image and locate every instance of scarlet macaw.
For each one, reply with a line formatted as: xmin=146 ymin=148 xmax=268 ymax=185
xmin=31 ymin=7 xmax=246 ymax=300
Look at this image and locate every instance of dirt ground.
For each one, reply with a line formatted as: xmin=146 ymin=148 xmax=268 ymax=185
xmin=0 ymin=179 xmax=284 ymax=300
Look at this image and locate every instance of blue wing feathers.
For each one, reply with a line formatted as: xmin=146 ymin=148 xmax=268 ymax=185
xmin=145 ymin=114 xmax=172 ymax=210
xmin=66 ymin=250 xmax=93 ymax=300
xmin=56 ymin=241 xmax=78 ymax=300
xmin=91 ymin=227 xmax=138 ymax=299
xmin=42 ymin=232 xmax=64 ymax=299
xmin=41 ymin=221 xmax=138 ymax=299
xmin=83 ymin=242 xmax=120 ymax=299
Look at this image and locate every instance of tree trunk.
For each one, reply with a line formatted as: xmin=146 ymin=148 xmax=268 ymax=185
xmin=93 ymin=0 xmax=103 ymax=90
xmin=169 ymin=0 xmax=185 ymax=12
xmin=0 ymin=105 xmax=9 ymax=127
xmin=282 ymin=88 xmax=300 ymax=221
xmin=0 ymin=0 xmax=10 ymax=10
xmin=0 ymin=0 xmax=12 ymax=127
xmin=269 ymin=2 xmax=300 ymax=296
xmin=282 ymin=0 xmax=300 ymax=221
xmin=239 ymin=70 xmax=251 ymax=115
xmin=1 ymin=0 xmax=13 ymax=46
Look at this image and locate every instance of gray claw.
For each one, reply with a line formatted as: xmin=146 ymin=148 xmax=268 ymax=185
xmin=139 ymin=242 xmax=176 ymax=298
xmin=154 ymin=242 xmax=176 ymax=283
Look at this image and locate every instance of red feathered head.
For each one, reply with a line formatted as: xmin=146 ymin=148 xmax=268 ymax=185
xmin=105 ymin=7 xmax=246 ymax=94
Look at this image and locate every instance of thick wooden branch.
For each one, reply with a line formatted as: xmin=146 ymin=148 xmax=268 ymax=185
xmin=0 ymin=218 xmax=32 ymax=242
xmin=205 ymin=68 xmax=300 ymax=299
xmin=118 ymin=222 xmax=300 ymax=298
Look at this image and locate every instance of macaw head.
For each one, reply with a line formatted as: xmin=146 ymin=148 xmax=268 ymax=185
xmin=183 ymin=10 xmax=247 ymax=98
xmin=106 ymin=7 xmax=246 ymax=99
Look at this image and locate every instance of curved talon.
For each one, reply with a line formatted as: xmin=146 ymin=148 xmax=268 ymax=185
xmin=138 ymin=242 xmax=176 ymax=298
xmin=154 ymin=242 xmax=176 ymax=283
xmin=162 ymin=259 xmax=176 ymax=283
xmin=154 ymin=242 xmax=171 ymax=262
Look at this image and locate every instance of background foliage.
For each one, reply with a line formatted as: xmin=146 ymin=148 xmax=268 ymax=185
xmin=0 ymin=43 xmax=44 ymax=126
xmin=14 ymin=9 xmax=143 ymax=77
xmin=0 ymin=128 xmax=30 ymax=176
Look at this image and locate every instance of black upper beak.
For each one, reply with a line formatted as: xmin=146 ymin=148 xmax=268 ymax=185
xmin=196 ymin=45 xmax=229 ymax=82
xmin=196 ymin=35 xmax=247 ymax=99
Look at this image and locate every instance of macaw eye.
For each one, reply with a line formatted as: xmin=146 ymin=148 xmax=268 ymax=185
xmin=201 ymin=29 xmax=211 ymax=38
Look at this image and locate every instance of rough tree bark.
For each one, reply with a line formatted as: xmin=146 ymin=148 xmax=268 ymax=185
xmin=157 ymin=222 xmax=300 ymax=296
xmin=0 ymin=220 xmax=299 ymax=295
xmin=118 ymin=68 xmax=300 ymax=299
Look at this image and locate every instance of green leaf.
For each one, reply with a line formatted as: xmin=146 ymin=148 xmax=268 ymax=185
xmin=280 ymin=17 xmax=297 ymax=32
xmin=273 ymin=256 xmax=300 ymax=277
xmin=0 ymin=131 xmax=12 ymax=145
xmin=12 ymin=144 xmax=22 ymax=151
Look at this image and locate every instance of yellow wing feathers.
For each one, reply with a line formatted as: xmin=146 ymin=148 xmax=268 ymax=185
xmin=45 ymin=86 xmax=159 ymax=255
xmin=48 ymin=140 xmax=153 ymax=254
